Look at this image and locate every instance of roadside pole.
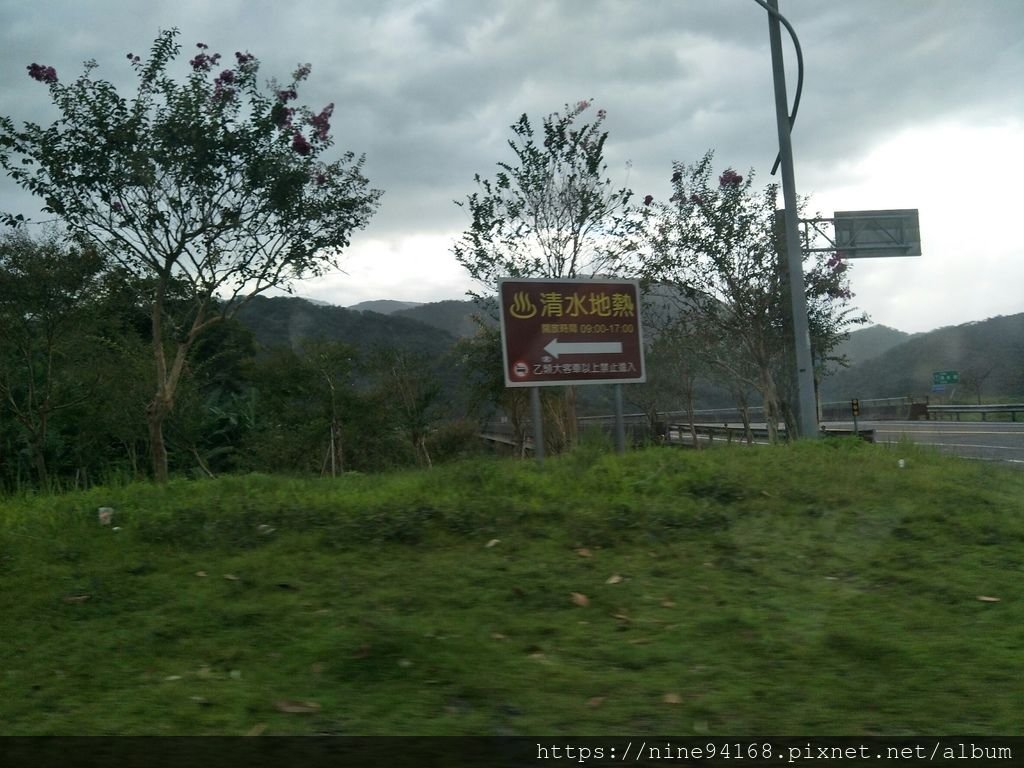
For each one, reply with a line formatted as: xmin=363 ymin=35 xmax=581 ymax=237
xmin=531 ymin=387 xmax=544 ymax=466
xmin=614 ymin=384 xmax=626 ymax=454
xmin=767 ymin=0 xmax=818 ymax=439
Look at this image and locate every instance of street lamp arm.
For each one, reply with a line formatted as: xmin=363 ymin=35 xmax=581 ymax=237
xmin=751 ymin=0 xmax=804 ymax=175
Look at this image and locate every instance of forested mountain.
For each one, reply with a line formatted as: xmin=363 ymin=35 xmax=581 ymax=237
xmin=235 ymin=296 xmax=456 ymax=359
xmin=246 ymin=296 xmax=1024 ymax=406
xmin=394 ymin=299 xmax=495 ymax=338
xmin=832 ymin=324 xmax=914 ymax=367
xmin=348 ymin=299 xmax=424 ymax=314
xmin=820 ymin=313 xmax=1024 ymax=402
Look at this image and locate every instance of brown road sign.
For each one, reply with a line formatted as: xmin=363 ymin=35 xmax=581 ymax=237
xmin=498 ymin=277 xmax=646 ymax=387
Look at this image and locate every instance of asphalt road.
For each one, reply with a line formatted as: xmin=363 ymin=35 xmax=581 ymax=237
xmin=828 ymin=419 xmax=1024 ymax=468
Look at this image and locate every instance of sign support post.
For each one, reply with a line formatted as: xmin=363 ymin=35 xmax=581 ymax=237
xmin=530 ymin=387 xmax=544 ymax=466
xmin=767 ymin=0 xmax=818 ymax=439
xmin=614 ymin=385 xmax=626 ymax=454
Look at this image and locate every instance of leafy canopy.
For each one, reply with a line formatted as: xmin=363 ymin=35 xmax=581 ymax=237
xmin=453 ymin=100 xmax=636 ymax=298
xmin=0 ymin=28 xmax=382 ymax=306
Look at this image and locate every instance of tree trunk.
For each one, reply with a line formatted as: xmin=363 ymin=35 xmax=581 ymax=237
xmin=147 ymin=393 xmax=172 ymax=484
xmin=684 ymin=375 xmax=700 ymax=450
xmin=565 ymin=386 xmax=578 ymax=446
xmin=32 ymin=439 xmax=49 ymax=488
xmin=759 ymin=370 xmax=782 ymax=444
xmin=146 ymin=287 xmax=208 ymax=483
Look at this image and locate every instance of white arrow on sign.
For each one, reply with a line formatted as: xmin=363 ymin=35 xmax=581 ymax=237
xmin=544 ymin=338 xmax=623 ymax=359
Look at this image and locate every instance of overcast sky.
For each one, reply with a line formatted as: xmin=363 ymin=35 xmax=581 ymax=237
xmin=2 ymin=0 xmax=1022 ymax=333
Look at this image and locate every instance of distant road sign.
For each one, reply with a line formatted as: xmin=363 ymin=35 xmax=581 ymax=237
xmin=498 ymin=278 xmax=646 ymax=387
xmin=933 ymin=370 xmax=960 ymax=385
xmin=834 ymin=209 xmax=921 ymax=258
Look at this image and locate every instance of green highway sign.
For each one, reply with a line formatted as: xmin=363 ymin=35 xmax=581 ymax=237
xmin=933 ymin=370 xmax=960 ymax=385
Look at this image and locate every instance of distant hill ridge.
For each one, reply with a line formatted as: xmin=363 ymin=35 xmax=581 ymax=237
xmin=239 ymin=296 xmax=1024 ymax=402
xmin=347 ymin=299 xmax=424 ymax=314
xmin=235 ymin=296 xmax=455 ymax=359
xmin=833 ymin=324 xmax=915 ymax=368
xmin=821 ymin=313 xmax=1024 ymax=401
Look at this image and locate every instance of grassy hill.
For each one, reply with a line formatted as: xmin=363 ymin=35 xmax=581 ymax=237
xmin=2 ymin=440 xmax=1022 ymax=735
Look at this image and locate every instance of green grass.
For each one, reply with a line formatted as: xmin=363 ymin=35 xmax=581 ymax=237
xmin=1 ymin=439 xmax=1022 ymax=735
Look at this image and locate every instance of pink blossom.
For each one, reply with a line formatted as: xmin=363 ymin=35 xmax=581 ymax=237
xmin=272 ymin=103 xmax=295 ymax=129
xmin=718 ymin=168 xmax=743 ymax=188
xmin=27 ymin=63 xmax=58 ymax=83
xmin=190 ymin=47 xmax=221 ymax=72
xmin=576 ymin=99 xmax=591 ymax=111
xmin=292 ymin=131 xmax=311 ymax=156
xmin=310 ymin=103 xmax=334 ymax=141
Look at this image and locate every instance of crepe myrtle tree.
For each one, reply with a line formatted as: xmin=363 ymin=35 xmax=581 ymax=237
xmin=1 ymin=29 xmax=382 ymax=482
xmin=453 ymin=100 xmax=638 ymax=448
xmin=637 ymin=152 xmax=864 ymax=442
xmin=453 ymin=99 xmax=638 ymax=298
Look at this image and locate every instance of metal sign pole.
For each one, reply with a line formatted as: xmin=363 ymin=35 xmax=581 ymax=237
xmin=767 ymin=0 xmax=818 ymax=439
xmin=531 ymin=387 xmax=544 ymax=466
xmin=614 ymin=384 xmax=626 ymax=454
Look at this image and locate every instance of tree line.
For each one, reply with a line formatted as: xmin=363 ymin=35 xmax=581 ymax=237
xmin=0 ymin=229 xmax=478 ymax=491
xmin=2 ymin=31 xmax=865 ymax=488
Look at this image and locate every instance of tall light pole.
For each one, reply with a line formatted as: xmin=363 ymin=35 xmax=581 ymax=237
xmin=759 ymin=0 xmax=819 ymax=438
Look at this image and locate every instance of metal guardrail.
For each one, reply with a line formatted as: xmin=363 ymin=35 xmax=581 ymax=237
xmin=484 ymin=400 xmax=1024 ymax=450
xmin=927 ymin=404 xmax=1024 ymax=422
xmin=669 ymin=423 xmax=875 ymax=445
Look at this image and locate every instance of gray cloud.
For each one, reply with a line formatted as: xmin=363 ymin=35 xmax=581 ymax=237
xmin=2 ymin=0 xmax=1022 ymax=329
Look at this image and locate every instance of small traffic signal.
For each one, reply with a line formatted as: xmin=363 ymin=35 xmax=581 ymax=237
xmin=851 ymin=399 xmax=860 ymax=417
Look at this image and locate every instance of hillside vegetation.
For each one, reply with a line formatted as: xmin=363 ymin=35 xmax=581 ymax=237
xmin=246 ymin=297 xmax=1024 ymax=405
xmin=832 ymin=324 xmax=913 ymax=367
xmin=236 ymin=296 xmax=456 ymax=359
xmin=821 ymin=313 xmax=1024 ymax=402
xmin=2 ymin=440 xmax=1022 ymax=735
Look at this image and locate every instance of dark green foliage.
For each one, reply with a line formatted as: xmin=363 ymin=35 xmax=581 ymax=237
xmin=393 ymin=299 xmax=496 ymax=339
xmin=1 ymin=28 xmax=382 ymax=482
xmin=636 ymin=152 xmax=868 ymax=440
xmin=235 ymin=296 xmax=456 ymax=363
xmin=453 ymin=100 xmax=638 ymax=296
